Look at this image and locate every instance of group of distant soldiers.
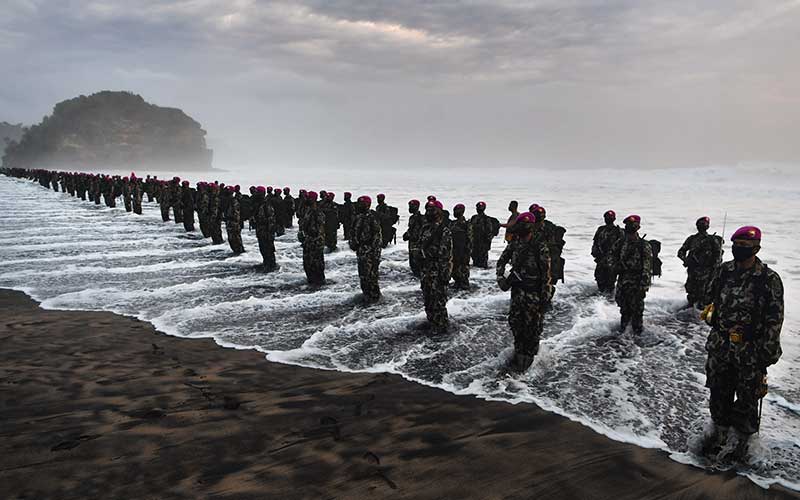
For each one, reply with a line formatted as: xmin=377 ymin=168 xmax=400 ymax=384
xmin=3 ymin=167 xmax=784 ymax=463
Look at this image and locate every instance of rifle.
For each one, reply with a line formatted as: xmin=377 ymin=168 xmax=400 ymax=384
xmin=721 ymin=212 xmax=727 ymax=240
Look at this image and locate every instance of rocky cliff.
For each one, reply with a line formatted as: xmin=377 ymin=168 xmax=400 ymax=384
xmin=2 ymin=91 xmax=213 ymax=170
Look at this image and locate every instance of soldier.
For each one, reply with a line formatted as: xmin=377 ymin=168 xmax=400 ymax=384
xmin=591 ymin=210 xmax=623 ymax=293
xmin=375 ymin=193 xmax=399 ymax=248
xmin=252 ymin=187 xmax=277 ymax=270
xmin=144 ymin=175 xmax=155 ymax=202
xmin=449 ymin=203 xmax=473 ymax=290
xmin=171 ymin=177 xmax=184 ymax=224
xmin=224 ymin=186 xmax=244 ymax=254
xmin=469 ymin=201 xmax=499 ymax=268
xmin=296 ymin=189 xmax=308 ymax=221
xmin=131 ymin=174 xmax=143 ymax=215
xmin=321 ymin=192 xmax=340 ymax=252
xmin=181 ymin=180 xmax=195 ymax=232
xmin=700 ymin=226 xmax=783 ymax=460
xmin=350 ymin=195 xmax=383 ymax=303
xmin=496 ymin=212 xmax=551 ymax=372
xmin=500 ymin=200 xmax=519 ymax=243
xmin=159 ymin=180 xmax=171 ymax=221
xmin=282 ymin=187 xmax=295 ymax=228
xmin=341 ymin=192 xmax=355 ymax=241
xmin=298 ymin=191 xmax=326 ymax=285
xmin=678 ymin=216 xmax=723 ymax=309
xmin=208 ymin=183 xmax=224 ymax=244
xmin=271 ymin=188 xmax=286 ymax=236
xmin=402 ymin=199 xmax=424 ymax=278
xmin=121 ymin=177 xmax=133 ymax=212
xmin=197 ymin=182 xmax=211 ymax=237
xmin=418 ymin=200 xmax=453 ymax=334
xmin=530 ymin=205 xmax=566 ymax=302
xmin=610 ymin=215 xmax=653 ymax=334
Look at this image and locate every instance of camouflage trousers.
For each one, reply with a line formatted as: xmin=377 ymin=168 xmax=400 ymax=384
xmin=256 ymin=231 xmax=276 ymax=270
xmin=408 ymin=242 xmax=422 ymax=277
xmin=146 ymin=192 xmax=153 ymax=202
xmin=357 ymin=249 xmax=381 ymax=302
xmin=173 ymin=205 xmax=184 ymax=224
xmin=183 ymin=209 xmax=195 ymax=232
xmin=421 ymin=271 xmax=449 ymax=333
xmin=706 ymin=346 xmax=763 ymax=435
xmin=227 ymin=222 xmax=245 ymax=254
xmin=594 ymin=262 xmax=616 ymax=293
xmin=451 ymin=254 xmax=470 ymax=290
xmin=303 ymin=243 xmax=325 ymax=285
xmin=123 ymin=195 xmax=132 ymax=212
xmin=508 ymin=287 xmax=545 ymax=370
xmin=198 ymin=213 xmax=210 ymax=238
xmin=471 ymin=244 xmax=490 ymax=268
xmin=342 ymin=220 xmax=351 ymax=240
xmin=160 ymin=203 xmax=171 ymax=221
xmin=685 ymin=267 xmax=714 ymax=308
xmin=209 ymin=220 xmax=224 ymax=245
xmin=104 ymin=192 xmax=116 ymax=207
xmin=133 ymin=197 xmax=142 ymax=215
xmin=615 ymin=282 xmax=646 ymax=333
xmin=325 ymin=230 xmax=338 ymax=252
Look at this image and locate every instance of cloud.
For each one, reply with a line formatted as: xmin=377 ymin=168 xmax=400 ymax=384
xmin=1 ymin=1 xmax=799 ymax=169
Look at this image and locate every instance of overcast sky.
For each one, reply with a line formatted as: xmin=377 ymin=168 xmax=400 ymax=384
xmin=2 ymin=1 xmax=799 ymax=170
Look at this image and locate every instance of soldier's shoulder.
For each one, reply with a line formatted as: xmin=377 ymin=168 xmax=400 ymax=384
xmin=763 ymin=264 xmax=784 ymax=290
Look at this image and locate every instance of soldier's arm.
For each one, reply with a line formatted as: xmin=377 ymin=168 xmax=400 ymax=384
xmin=539 ymin=241 xmax=552 ymax=297
xmin=466 ymin=222 xmax=474 ymax=255
xmin=677 ymin=236 xmax=691 ymax=261
xmin=496 ymin=244 xmax=512 ymax=277
xmin=373 ymin=217 xmax=383 ymax=248
xmin=758 ymin=272 xmax=785 ymax=367
xmin=591 ymin=227 xmax=602 ymax=258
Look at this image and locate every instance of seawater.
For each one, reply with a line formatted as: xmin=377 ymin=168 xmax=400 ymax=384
xmin=0 ymin=165 xmax=798 ymax=490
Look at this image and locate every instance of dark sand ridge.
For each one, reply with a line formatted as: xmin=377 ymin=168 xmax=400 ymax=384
xmin=1 ymin=289 xmax=796 ymax=500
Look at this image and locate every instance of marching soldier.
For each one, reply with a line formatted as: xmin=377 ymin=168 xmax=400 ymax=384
xmin=678 ymin=216 xmax=723 ymax=309
xmin=350 ymin=195 xmax=383 ymax=303
xmin=592 ymin=210 xmax=623 ymax=293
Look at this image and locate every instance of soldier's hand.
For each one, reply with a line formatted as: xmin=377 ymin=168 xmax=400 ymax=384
xmin=497 ymin=276 xmax=510 ymax=291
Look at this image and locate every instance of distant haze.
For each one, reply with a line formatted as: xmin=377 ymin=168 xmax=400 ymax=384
xmin=3 ymin=1 xmax=799 ymax=170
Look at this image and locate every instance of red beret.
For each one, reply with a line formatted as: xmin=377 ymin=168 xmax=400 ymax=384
xmin=409 ymin=199 xmax=420 ymax=206
xmin=454 ymin=203 xmax=465 ymax=210
xmin=697 ymin=216 xmax=710 ymax=224
xmin=516 ymin=212 xmax=536 ymax=224
xmin=377 ymin=193 xmax=385 ymax=199
xmin=731 ymin=226 xmax=761 ymax=241
xmin=306 ymin=191 xmax=318 ymax=201
xmin=256 ymin=186 xmax=266 ymax=194
xmin=426 ymin=200 xmax=443 ymax=210
xmin=529 ymin=203 xmax=540 ymax=212
xmin=358 ymin=195 xmax=372 ymax=205
xmin=604 ymin=210 xmax=616 ymax=218
xmin=427 ymin=195 xmax=436 ymax=201
xmin=476 ymin=201 xmax=486 ymax=208
xmin=624 ymin=215 xmax=641 ymax=224
xmin=182 ymin=180 xmax=190 ymax=186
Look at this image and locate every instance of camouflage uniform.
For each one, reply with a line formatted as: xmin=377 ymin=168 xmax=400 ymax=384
xmin=132 ymin=180 xmax=143 ymax=215
xmin=705 ymin=258 xmax=783 ymax=435
xmin=403 ymin=208 xmax=424 ymax=278
xmin=536 ymin=218 xmax=566 ymax=300
xmin=450 ymin=214 xmax=473 ymax=289
xmin=270 ymin=193 xmax=286 ymax=237
xmin=341 ymin=196 xmax=354 ymax=240
xmin=171 ymin=182 xmax=184 ymax=224
xmin=159 ymin=184 xmax=171 ymax=221
xmin=592 ymin=223 xmax=623 ymax=292
xmin=611 ymin=236 xmax=653 ymax=333
xmin=254 ymin=195 xmax=277 ymax=269
xmin=224 ymin=192 xmax=244 ymax=254
xmin=122 ymin=180 xmax=132 ymax=212
xmin=208 ymin=188 xmax=224 ymax=244
xmin=419 ymin=219 xmax=453 ymax=333
xmin=321 ymin=198 xmax=340 ymax=251
xmin=299 ymin=205 xmax=326 ymax=285
xmin=469 ymin=211 xmax=497 ymax=268
xmin=182 ymin=186 xmax=195 ymax=232
xmin=282 ymin=191 xmax=295 ymax=228
xmin=376 ymin=200 xmax=399 ymax=248
xmin=678 ymin=231 xmax=722 ymax=308
xmin=497 ymin=232 xmax=551 ymax=371
xmin=197 ymin=187 xmax=210 ymax=237
xmin=350 ymin=207 xmax=383 ymax=302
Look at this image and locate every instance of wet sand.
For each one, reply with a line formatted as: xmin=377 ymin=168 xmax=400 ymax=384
xmin=1 ymin=288 xmax=797 ymax=500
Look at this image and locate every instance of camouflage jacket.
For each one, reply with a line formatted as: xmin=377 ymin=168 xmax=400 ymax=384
xmin=449 ymin=216 xmax=473 ymax=261
xmin=678 ymin=232 xmax=722 ymax=270
xmin=706 ymin=258 xmax=784 ymax=366
xmin=592 ymin=224 xmax=623 ymax=262
xmin=469 ymin=213 xmax=496 ymax=244
xmin=537 ymin=219 xmax=566 ymax=256
xmin=404 ymin=212 xmax=424 ymax=243
xmin=226 ymin=194 xmax=241 ymax=225
xmin=253 ymin=198 xmax=275 ymax=236
xmin=299 ymin=207 xmax=325 ymax=247
xmin=419 ymin=220 xmax=452 ymax=277
xmin=611 ymin=236 xmax=653 ymax=289
xmin=350 ymin=210 xmax=382 ymax=255
xmin=496 ymin=233 xmax=551 ymax=295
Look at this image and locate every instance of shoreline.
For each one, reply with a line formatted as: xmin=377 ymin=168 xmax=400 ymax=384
xmin=1 ymin=287 xmax=798 ymax=499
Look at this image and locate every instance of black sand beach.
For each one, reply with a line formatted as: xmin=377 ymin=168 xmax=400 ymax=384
xmin=1 ymin=288 xmax=796 ymax=499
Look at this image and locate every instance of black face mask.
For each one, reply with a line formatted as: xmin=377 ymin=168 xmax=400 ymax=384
xmin=604 ymin=217 xmax=615 ymax=225
xmin=624 ymin=225 xmax=638 ymax=234
xmin=732 ymin=245 xmax=757 ymax=262
xmin=425 ymin=210 xmax=437 ymax=222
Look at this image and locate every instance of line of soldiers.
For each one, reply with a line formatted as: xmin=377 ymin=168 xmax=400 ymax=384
xmin=3 ymin=167 xmax=784 ymax=462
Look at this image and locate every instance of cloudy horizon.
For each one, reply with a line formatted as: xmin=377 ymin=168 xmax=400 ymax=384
xmin=3 ymin=0 xmax=799 ymax=170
